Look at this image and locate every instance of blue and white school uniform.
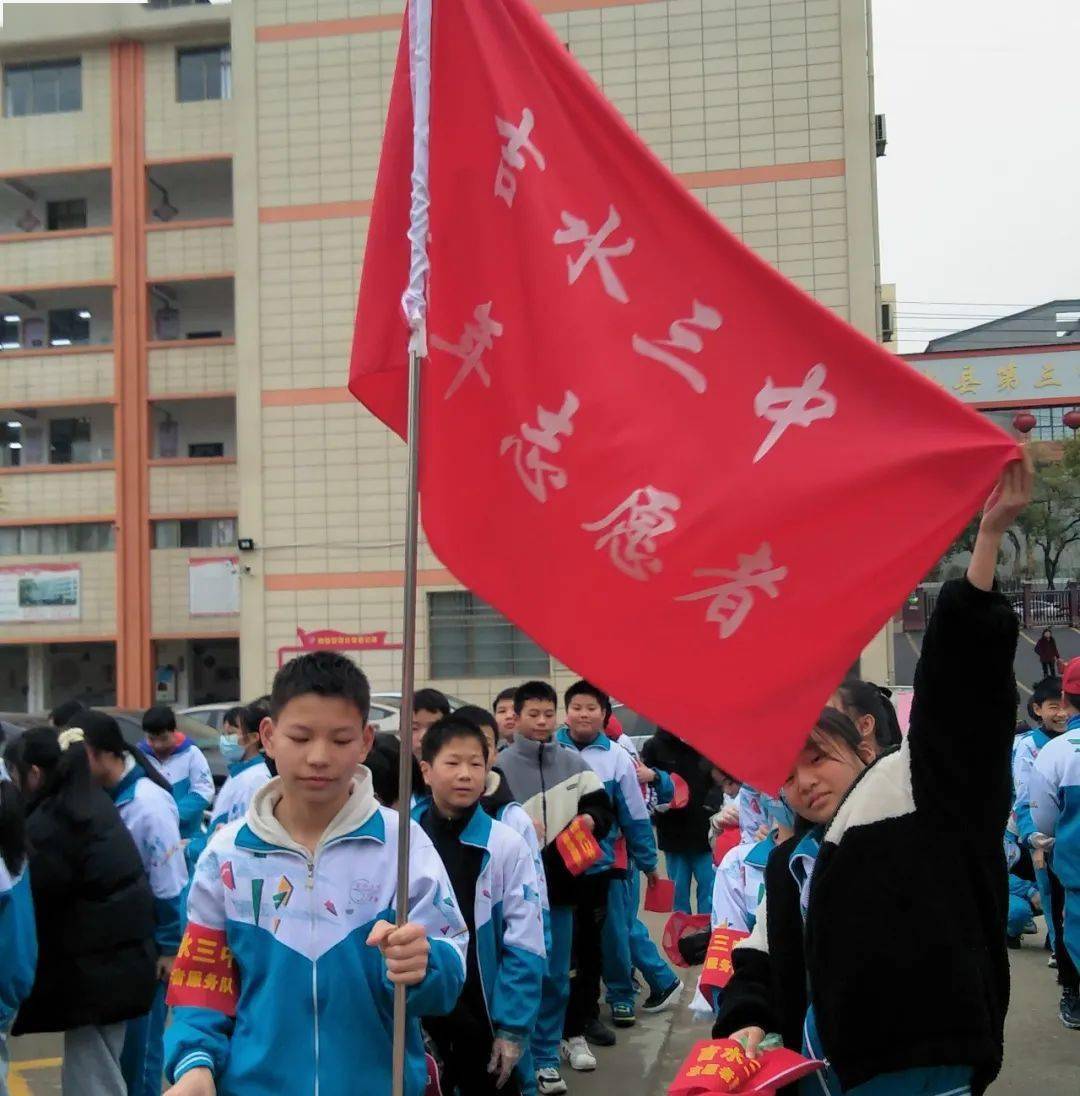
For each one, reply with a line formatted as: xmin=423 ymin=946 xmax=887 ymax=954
xmin=0 ymin=849 xmax=36 ymax=1090
xmin=187 ymin=755 xmax=272 ymax=869
xmin=1030 ymin=715 xmax=1080 ymax=971
xmin=413 ymin=799 xmax=547 ymax=1091
xmin=138 ymin=735 xmax=215 ymax=843
xmin=165 ymin=771 xmax=468 ymax=1096
xmin=209 ymin=755 xmax=272 ymax=832
xmin=738 ymin=785 xmax=768 ymax=846
xmin=554 ymin=729 xmax=674 ymax=1009
xmin=1012 ymin=726 xmax=1061 ymax=946
xmin=110 ymin=758 xmax=189 ymax=1096
xmin=609 ymin=732 xmax=678 ymax=1001
xmin=690 ymin=833 xmax=774 ymax=1021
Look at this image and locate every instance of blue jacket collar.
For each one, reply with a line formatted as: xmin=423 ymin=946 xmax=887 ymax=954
xmin=110 ymin=764 xmax=143 ymax=807
xmin=1067 ymin=714 xmax=1080 ymax=733
xmin=228 ymin=754 xmax=267 ymax=779
xmin=234 ymin=807 xmax=386 ymax=855
xmin=745 ymin=831 xmax=776 ymax=869
xmin=555 ymin=727 xmax=611 ymax=752
xmin=413 ymin=797 xmax=494 ymax=851
xmin=137 ymin=734 xmax=194 ymax=760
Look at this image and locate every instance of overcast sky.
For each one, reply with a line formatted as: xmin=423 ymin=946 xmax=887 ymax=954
xmin=872 ymin=0 xmax=1080 ymax=352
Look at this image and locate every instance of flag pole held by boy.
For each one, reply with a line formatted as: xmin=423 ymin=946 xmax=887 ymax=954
xmin=385 ymin=0 xmax=433 ymax=1092
xmin=349 ymin=0 xmax=1019 ymax=801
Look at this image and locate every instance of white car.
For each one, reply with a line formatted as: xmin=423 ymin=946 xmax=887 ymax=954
xmin=180 ymin=702 xmax=240 ymax=731
xmin=182 ymin=693 xmax=466 ymax=738
xmin=368 ymin=691 xmax=469 ymax=736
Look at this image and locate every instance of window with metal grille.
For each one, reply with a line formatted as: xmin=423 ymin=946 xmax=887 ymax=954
xmin=177 ymin=45 xmax=231 ymax=103
xmin=3 ymin=59 xmax=81 ymax=117
xmin=47 ymin=199 xmax=87 ymax=231
xmin=0 ymin=522 xmax=114 ymax=556
xmin=428 ymin=591 xmax=550 ymax=678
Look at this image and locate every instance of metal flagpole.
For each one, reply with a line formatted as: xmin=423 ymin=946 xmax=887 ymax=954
xmin=391 ymin=346 xmax=423 ymax=1096
xmin=391 ymin=0 xmax=432 ymax=1090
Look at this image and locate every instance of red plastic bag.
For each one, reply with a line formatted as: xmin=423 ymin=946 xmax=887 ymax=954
xmin=644 ymin=876 xmax=675 ymax=913
xmin=668 ymin=1039 xmax=825 ymax=1095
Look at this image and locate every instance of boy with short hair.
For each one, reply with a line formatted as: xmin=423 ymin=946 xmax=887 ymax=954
xmin=140 ymin=705 xmax=215 ymax=857
xmin=412 ymin=688 xmax=451 ymax=760
xmin=493 ymin=688 xmax=519 ymax=750
xmin=556 ymin=682 xmax=678 ymax=1042
xmin=1012 ymin=675 xmax=1067 ymax=953
xmin=414 ymin=717 xmax=546 ymax=1095
xmin=163 ymin=652 xmax=468 ymax=1096
xmin=1030 ymin=662 xmax=1080 ymax=1029
xmin=497 ymin=682 xmax=614 ymax=1096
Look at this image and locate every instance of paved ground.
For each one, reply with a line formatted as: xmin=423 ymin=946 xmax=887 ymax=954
xmin=9 ymin=907 xmax=1078 ymax=1093
xmin=894 ymin=623 xmax=1080 ymax=698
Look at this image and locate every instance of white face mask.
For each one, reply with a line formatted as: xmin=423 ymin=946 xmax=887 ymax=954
xmin=219 ymin=733 xmax=245 ymax=764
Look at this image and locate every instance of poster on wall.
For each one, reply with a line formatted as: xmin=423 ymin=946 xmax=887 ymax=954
xmin=0 ymin=563 xmax=81 ymax=622
xmin=189 ymin=556 xmax=240 ymax=617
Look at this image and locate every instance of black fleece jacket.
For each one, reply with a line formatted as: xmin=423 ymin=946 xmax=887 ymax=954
xmin=714 ymin=578 xmax=1017 ymax=1094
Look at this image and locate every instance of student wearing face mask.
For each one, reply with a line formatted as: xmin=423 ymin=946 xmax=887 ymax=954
xmin=209 ymin=703 xmax=272 ymax=833
xmin=714 ymin=454 xmax=1031 ymax=1095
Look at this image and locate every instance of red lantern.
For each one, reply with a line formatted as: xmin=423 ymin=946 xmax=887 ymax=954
xmin=1012 ymin=412 xmax=1036 ymax=434
xmin=1064 ymin=409 xmax=1080 ymax=431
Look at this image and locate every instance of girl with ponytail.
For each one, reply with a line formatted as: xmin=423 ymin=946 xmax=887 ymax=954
xmin=81 ymin=710 xmax=188 ymax=1096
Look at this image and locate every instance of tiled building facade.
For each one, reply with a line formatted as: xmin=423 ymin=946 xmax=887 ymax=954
xmin=0 ymin=0 xmax=887 ymax=713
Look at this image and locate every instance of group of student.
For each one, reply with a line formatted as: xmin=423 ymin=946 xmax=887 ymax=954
xmin=0 ymin=698 xmax=273 ymax=1096
xmin=1005 ymin=653 xmax=1080 ymax=1031
xmin=2 ymin=453 xmax=1077 ymax=1096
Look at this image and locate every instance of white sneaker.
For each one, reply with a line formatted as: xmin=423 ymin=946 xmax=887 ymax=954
xmin=537 ymin=1068 xmax=569 ymax=1095
xmin=560 ymin=1036 xmax=597 ymax=1072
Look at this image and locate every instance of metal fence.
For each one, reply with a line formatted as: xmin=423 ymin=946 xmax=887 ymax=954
xmin=912 ymin=585 xmax=1078 ymax=630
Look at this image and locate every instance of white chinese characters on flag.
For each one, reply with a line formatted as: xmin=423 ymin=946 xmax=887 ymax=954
xmin=350 ymin=0 xmax=1017 ymax=790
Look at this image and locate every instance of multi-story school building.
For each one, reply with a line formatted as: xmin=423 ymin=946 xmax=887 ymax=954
xmin=0 ymin=0 xmax=888 ymax=712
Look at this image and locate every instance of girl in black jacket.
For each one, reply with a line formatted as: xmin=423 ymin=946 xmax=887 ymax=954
xmin=4 ymin=727 xmax=157 ymax=1095
xmin=714 ymin=454 xmax=1031 ymax=1095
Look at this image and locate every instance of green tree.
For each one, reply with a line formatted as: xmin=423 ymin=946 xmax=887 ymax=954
xmin=1017 ymin=440 xmax=1080 ymax=588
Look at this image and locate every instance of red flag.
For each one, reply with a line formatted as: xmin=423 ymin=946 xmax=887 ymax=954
xmin=350 ymin=0 xmax=1018 ymax=789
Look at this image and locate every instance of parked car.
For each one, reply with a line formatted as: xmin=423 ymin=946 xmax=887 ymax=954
xmin=0 ymin=707 xmax=227 ymax=788
xmin=367 ymin=692 xmax=469 ymax=736
xmin=179 ymin=694 xmax=443 ymax=739
xmin=180 ymin=702 xmax=240 ymax=731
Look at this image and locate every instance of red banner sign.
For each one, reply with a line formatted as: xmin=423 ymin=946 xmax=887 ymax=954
xmin=277 ymin=628 xmax=404 ymax=667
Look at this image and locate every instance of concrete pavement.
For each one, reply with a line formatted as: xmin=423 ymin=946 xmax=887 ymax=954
xmin=893 ymin=624 xmax=1080 ymax=697
xmin=9 ymin=911 xmax=1078 ymax=1093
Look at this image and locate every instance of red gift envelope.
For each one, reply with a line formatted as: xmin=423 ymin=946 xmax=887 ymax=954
xmin=699 ymin=927 xmax=749 ymax=991
xmin=669 ymin=773 xmax=690 ymax=810
xmin=668 ymin=1039 xmax=825 ymax=1095
xmin=644 ymin=876 xmax=675 ymax=913
xmin=555 ymin=816 xmax=603 ymax=876
xmin=712 ymin=825 xmax=741 ymax=866
xmin=661 ymin=911 xmax=712 ymax=967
